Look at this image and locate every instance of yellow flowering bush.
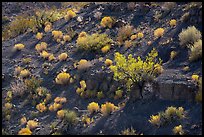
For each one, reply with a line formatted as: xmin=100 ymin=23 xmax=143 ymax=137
xmin=100 ymin=16 xmax=114 ymax=28
xmin=191 ymin=74 xmax=199 ymax=82
xmin=14 ymin=66 xmax=22 ymax=76
xmin=76 ymin=80 xmax=86 ymax=96
xmin=54 ymin=97 xmax=67 ymax=104
xmin=40 ymin=50 xmax=50 ymax=59
xmin=169 ymin=19 xmax=177 ymax=27
xmin=57 ymin=109 xmax=66 ymax=119
xmin=78 ymin=31 xmax=87 ymax=38
xmin=18 ymin=128 xmax=32 ymax=135
xmin=36 ymin=32 xmax=43 ymax=40
xmin=77 ymin=59 xmax=92 ymax=70
xmin=63 ymin=35 xmax=71 ymax=42
xmin=49 ymin=103 xmax=62 ymax=111
xmin=64 ymin=9 xmax=77 ymax=21
xmin=48 ymin=54 xmax=56 ymax=61
xmin=149 ymin=114 xmax=161 ymax=126
xmin=124 ymin=40 xmax=133 ymax=48
xmin=26 ymin=120 xmax=38 ymax=130
xmin=14 ymin=43 xmax=25 ymax=50
xmin=154 ymin=28 xmax=165 ymax=38
xmin=44 ymin=24 xmax=52 ymax=32
xmin=52 ymin=30 xmax=63 ymax=40
xmin=20 ymin=116 xmax=27 ymax=125
xmin=170 ymin=51 xmax=177 ymax=60
xmin=110 ymin=48 xmax=163 ymax=91
xmin=101 ymin=45 xmax=111 ymax=53
xmin=173 ymin=125 xmax=184 ymax=135
xmin=36 ymin=103 xmax=47 ymax=113
xmin=105 ymin=59 xmax=113 ymax=66
xmin=35 ymin=42 xmax=47 ymax=52
xmin=137 ymin=32 xmax=144 ymax=39
xmin=130 ymin=34 xmax=137 ymax=40
xmin=87 ymin=102 xmax=100 ymax=114
xmin=58 ymin=53 xmax=68 ymax=61
xmin=101 ymin=102 xmax=118 ymax=116
xmin=55 ymin=72 xmax=70 ymax=85
xmin=4 ymin=102 xmax=12 ymax=109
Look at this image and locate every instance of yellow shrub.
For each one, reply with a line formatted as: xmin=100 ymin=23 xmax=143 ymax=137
xmin=101 ymin=45 xmax=111 ymax=53
xmin=189 ymin=39 xmax=202 ymax=62
xmin=48 ymin=54 xmax=56 ymax=61
xmin=14 ymin=66 xmax=22 ymax=76
xmin=18 ymin=128 xmax=32 ymax=135
xmin=49 ymin=103 xmax=62 ymax=111
xmin=14 ymin=43 xmax=25 ymax=50
xmin=55 ymin=72 xmax=70 ymax=85
xmin=82 ymin=115 xmax=93 ymax=125
xmin=19 ymin=69 xmax=30 ymax=78
xmin=154 ymin=28 xmax=165 ymax=38
xmin=101 ymin=102 xmax=118 ymax=116
xmin=77 ymin=59 xmax=92 ymax=70
xmin=52 ymin=30 xmax=63 ymax=40
xmin=80 ymin=80 xmax=86 ymax=89
xmin=105 ymin=59 xmax=113 ymax=66
xmin=191 ymin=74 xmax=199 ymax=82
xmin=124 ymin=40 xmax=133 ymax=48
xmin=40 ymin=50 xmax=50 ymax=59
xmin=54 ymin=97 xmax=67 ymax=104
xmin=57 ymin=109 xmax=66 ymax=119
xmin=44 ymin=24 xmax=52 ymax=32
xmin=64 ymin=9 xmax=77 ymax=21
xmin=35 ymin=42 xmax=47 ymax=52
xmin=36 ymin=32 xmax=43 ymax=40
xmin=137 ymin=32 xmax=144 ymax=39
xmin=4 ymin=102 xmax=12 ymax=109
xmin=153 ymin=64 xmax=164 ymax=74
xmin=58 ymin=53 xmax=68 ymax=61
xmin=183 ymin=66 xmax=190 ymax=71
xmin=170 ymin=51 xmax=177 ymax=60
xmin=63 ymin=35 xmax=71 ymax=42
xmin=20 ymin=116 xmax=27 ymax=125
xmin=130 ymin=34 xmax=137 ymax=40
xmin=78 ymin=31 xmax=87 ymax=38
xmin=149 ymin=114 xmax=161 ymax=126
xmin=87 ymin=102 xmax=100 ymax=114
xmin=169 ymin=19 xmax=177 ymax=27
xmin=100 ymin=16 xmax=114 ymax=28
xmin=26 ymin=120 xmax=38 ymax=130
xmin=36 ymin=103 xmax=47 ymax=113
xmin=173 ymin=125 xmax=184 ymax=135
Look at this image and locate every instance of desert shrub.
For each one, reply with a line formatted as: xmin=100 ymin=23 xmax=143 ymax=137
xmin=76 ymin=80 xmax=86 ymax=96
xmin=48 ymin=54 xmax=56 ymax=61
xmin=191 ymin=74 xmax=199 ymax=82
xmin=35 ymin=87 xmax=49 ymax=97
xmin=40 ymin=51 xmax=50 ymax=59
xmin=49 ymin=103 xmax=62 ymax=111
xmin=35 ymin=42 xmax=47 ymax=52
xmin=130 ymin=34 xmax=137 ymax=40
xmin=54 ymin=97 xmax=67 ymax=104
xmin=178 ymin=26 xmax=201 ymax=47
xmin=154 ymin=28 xmax=165 ymax=38
xmin=87 ymin=102 xmax=100 ymax=114
xmin=127 ymin=2 xmax=136 ymax=11
xmin=101 ymin=45 xmax=111 ymax=53
xmin=52 ymin=30 xmax=63 ymax=40
xmin=19 ymin=69 xmax=30 ymax=78
xmin=149 ymin=106 xmax=186 ymax=127
xmin=25 ymin=76 xmax=42 ymax=92
xmin=100 ymin=16 xmax=114 ymax=28
xmin=20 ymin=116 xmax=27 ymax=125
xmin=94 ymin=12 xmax=102 ymax=20
xmin=58 ymin=109 xmax=78 ymax=125
xmin=63 ymin=34 xmax=71 ymax=42
xmin=170 ymin=51 xmax=177 ymax=60
xmin=181 ymin=12 xmax=190 ymax=22
xmin=82 ymin=115 xmax=94 ymax=126
xmin=14 ymin=66 xmax=22 ymax=76
xmin=101 ymin=102 xmax=118 ymax=116
xmin=64 ymin=9 xmax=77 ymax=21
xmin=189 ymin=39 xmax=202 ymax=62
xmin=173 ymin=125 xmax=184 ymax=135
xmin=26 ymin=120 xmax=38 ymax=130
xmin=77 ymin=59 xmax=92 ymax=70
xmin=78 ymin=31 xmax=87 ymax=38
xmin=124 ymin=40 xmax=133 ymax=48
xmin=55 ymin=72 xmax=70 ymax=85
xmin=58 ymin=53 xmax=68 ymax=61
xmin=162 ymin=2 xmax=177 ymax=11
xmin=18 ymin=128 xmax=32 ymax=135
xmin=36 ymin=32 xmax=43 ymax=40
xmin=110 ymin=48 xmax=163 ymax=91
xmin=76 ymin=33 xmax=113 ymax=51
xmin=114 ymin=89 xmax=123 ymax=99
xmin=22 ymin=58 xmax=32 ymax=64
xmin=36 ymin=103 xmax=47 ymax=113
xmin=10 ymin=78 xmax=27 ymax=97
xmin=117 ymin=25 xmax=133 ymax=44
xmin=105 ymin=59 xmax=113 ymax=66
xmin=195 ymin=77 xmax=202 ymax=102
xmin=14 ymin=43 xmax=25 ymax=50
xmin=97 ymin=91 xmax=105 ymax=99
xmin=137 ymin=32 xmax=144 ymax=39
xmin=121 ymin=127 xmax=141 ymax=135
xmin=169 ymin=19 xmax=177 ymax=27
xmin=44 ymin=24 xmax=52 ymax=32
xmin=57 ymin=109 xmax=66 ymax=119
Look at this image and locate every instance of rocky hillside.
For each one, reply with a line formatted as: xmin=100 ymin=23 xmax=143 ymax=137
xmin=2 ymin=2 xmax=202 ymax=135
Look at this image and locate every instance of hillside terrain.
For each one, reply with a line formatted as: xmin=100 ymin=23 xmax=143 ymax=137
xmin=2 ymin=2 xmax=202 ymax=135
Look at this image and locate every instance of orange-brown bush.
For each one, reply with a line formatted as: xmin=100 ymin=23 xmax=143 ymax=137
xmin=117 ymin=25 xmax=133 ymax=43
xmin=154 ymin=28 xmax=165 ymax=38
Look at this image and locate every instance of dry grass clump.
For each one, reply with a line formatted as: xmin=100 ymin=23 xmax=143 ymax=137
xmin=189 ymin=39 xmax=202 ymax=62
xmin=117 ymin=25 xmax=133 ymax=44
xmin=100 ymin=16 xmax=114 ymax=28
xmin=10 ymin=78 xmax=27 ymax=97
xmin=58 ymin=53 xmax=68 ymax=61
xmin=14 ymin=43 xmax=25 ymax=51
xmin=36 ymin=32 xmax=43 ymax=40
xmin=195 ymin=77 xmax=202 ymax=102
xmin=35 ymin=42 xmax=47 ymax=52
xmin=154 ymin=28 xmax=165 ymax=38
xmin=76 ymin=33 xmax=113 ymax=51
xmin=179 ymin=26 xmax=201 ymax=47
xmin=124 ymin=40 xmax=133 ymax=48
xmin=87 ymin=102 xmax=100 ymax=114
xmin=77 ymin=59 xmax=92 ymax=70
xmin=55 ymin=72 xmax=70 ymax=85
